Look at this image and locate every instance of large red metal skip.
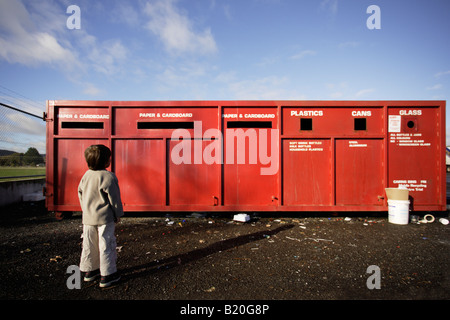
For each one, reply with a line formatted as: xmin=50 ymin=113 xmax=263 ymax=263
xmin=44 ymin=100 xmax=446 ymax=215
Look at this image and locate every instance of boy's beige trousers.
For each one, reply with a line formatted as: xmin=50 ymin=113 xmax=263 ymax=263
xmin=79 ymin=222 xmax=117 ymax=276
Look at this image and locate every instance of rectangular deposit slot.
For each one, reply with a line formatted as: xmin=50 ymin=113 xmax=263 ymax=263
xmin=61 ymin=122 xmax=104 ymax=129
xmin=55 ymin=107 xmax=109 ymax=136
xmin=137 ymin=121 xmax=195 ymax=129
xmin=227 ymin=121 xmax=273 ymax=128
xmin=113 ymin=107 xmax=217 ymax=137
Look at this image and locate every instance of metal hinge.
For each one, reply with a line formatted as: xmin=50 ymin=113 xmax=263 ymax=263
xmin=43 ymin=187 xmax=53 ymax=197
xmin=43 ymin=112 xmax=53 ymax=122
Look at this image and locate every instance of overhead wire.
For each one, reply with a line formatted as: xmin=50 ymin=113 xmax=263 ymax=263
xmin=0 ymin=85 xmax=46 ymax=155
xmin=0 ymin=84 xmax=44 ymax=118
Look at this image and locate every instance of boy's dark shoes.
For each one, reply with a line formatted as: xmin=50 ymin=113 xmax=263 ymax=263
xmin=84 ymin=269 xmax=100 ymax=282
xmin=99 ymin=272 xmax=121 ymax=288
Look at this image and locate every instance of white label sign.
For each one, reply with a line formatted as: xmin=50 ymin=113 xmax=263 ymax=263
xmin=289 ymin=141 xmax=323 ymax=152
xmin=388 ymin=115 xmax=401 ymax=132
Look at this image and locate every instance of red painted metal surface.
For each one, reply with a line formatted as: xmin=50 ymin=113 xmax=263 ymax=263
xmin=45 ymin=100 xmax=446 ymax=214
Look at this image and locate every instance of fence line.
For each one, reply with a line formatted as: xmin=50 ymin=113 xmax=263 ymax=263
xmin=0 ymin=102 xmax=43 ymax=120
xmin=0 ymin=101 xmax=46 ymax=180
xmin=0 ymin=175 xmax=45 ymax=180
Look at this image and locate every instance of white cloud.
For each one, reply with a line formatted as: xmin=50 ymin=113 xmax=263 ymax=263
xmin=320 ymin=0 xmax=338 ymax=16
xmin=5 ymin=112 xmax=44 ymax=136
xmin=434 ymin=70 xmax=450 ymax=78
xmin=355 ymin=88 xmax=375 ymax=97
xmin=0 ymin=0 xmax=79 ymax=69
xmin=324 ymin=83 xmax=376 ymax=99
xmin=111 ymin=3 xmax=141 ymax=28
xmin=82 ymin=83 xmax=103 ymax=96
xmin=338 ymin=41 xmax=360 ymax=49
xmin=256 ymin=56 xmax=280 ymax=67
xmin=426 ymin=84 xmax=442 ymax=90
xmin=329 ymin=91 xmax=343 ymax=99
xmin=158 ymin=63 xmax=207 ymax=86
xmin=0 ymin=31 xmax=77 ymax=67
xmin=144 ymin=0 xmax=217 ymax=56
xmin=87 ymin=38 xmax=128 ymax=75
xmin=290 ymin=50 xmax=316 ymax=60
xmin=214 ymin=71 xmax=237 ymax=83
xmin=150 ymin=61 xmax=213 ymax=98
xmin=223 ymin=4 xmax=232 ymax=21
xmin=0 ymin=104 xmax=46 ymax=153
xmin=325 ymin=82 xmax=348 ymax=98
xmin=0 ymin=0 xmax=130 ymax=96
xmin=226 ymin=76 xmax=299 ymax=100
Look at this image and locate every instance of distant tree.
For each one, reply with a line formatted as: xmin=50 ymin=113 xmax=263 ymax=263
xmin=23 ymin=147 xmax=43 ymax=166
xmin=7 ymin=153 xmax=23 ymax=166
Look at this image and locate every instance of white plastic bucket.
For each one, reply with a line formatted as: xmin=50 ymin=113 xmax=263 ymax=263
xmin=388 ymin=199 xmax=410 ymax=225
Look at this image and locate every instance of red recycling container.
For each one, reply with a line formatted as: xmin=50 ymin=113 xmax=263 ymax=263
xmin=44 ymin=100 xmax=446 ymax=217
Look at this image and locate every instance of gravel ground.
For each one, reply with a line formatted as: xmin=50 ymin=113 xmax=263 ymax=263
xmin=1 ymin=200 xmax=449 ymax=305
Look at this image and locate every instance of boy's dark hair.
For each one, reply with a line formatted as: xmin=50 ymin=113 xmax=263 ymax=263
xmin=84 ymin=145 xmax=111 ymax=170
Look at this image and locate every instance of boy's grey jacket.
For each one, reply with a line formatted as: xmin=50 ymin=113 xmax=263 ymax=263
xmin=78 ymin=170 xmax=124 ymax=225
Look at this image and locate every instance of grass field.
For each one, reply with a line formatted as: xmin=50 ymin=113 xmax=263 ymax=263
xmin=0 ymin=167 xmax=46 ymax=182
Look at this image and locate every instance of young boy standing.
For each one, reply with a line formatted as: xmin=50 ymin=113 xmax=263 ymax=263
xmin=78 ymin=144 xmax=124 ymax=288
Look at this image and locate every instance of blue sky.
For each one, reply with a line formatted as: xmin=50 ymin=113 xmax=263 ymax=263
xmin=0 ymin=0 xmax=449 ymax=153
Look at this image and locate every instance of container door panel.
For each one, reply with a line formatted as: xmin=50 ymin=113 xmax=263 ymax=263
xmin=335 ymin=139 xmax=384 ymax=205
xmin=224 ymin=162 xmax=277 ymax=206
xmin=223 ymin=129 xmax=278 ymax=206
xmin=55 ymin=139 xmax=106 ymax=206
xmin=283 ymin=139 xmax=332 ymax=205
xmin=114 ymin=140 xmax=165 ymax=206
xmin=169 ymin=140 xmax=220 ymax=205
xmin=388 ymin=107 xmax=440 ymax=205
